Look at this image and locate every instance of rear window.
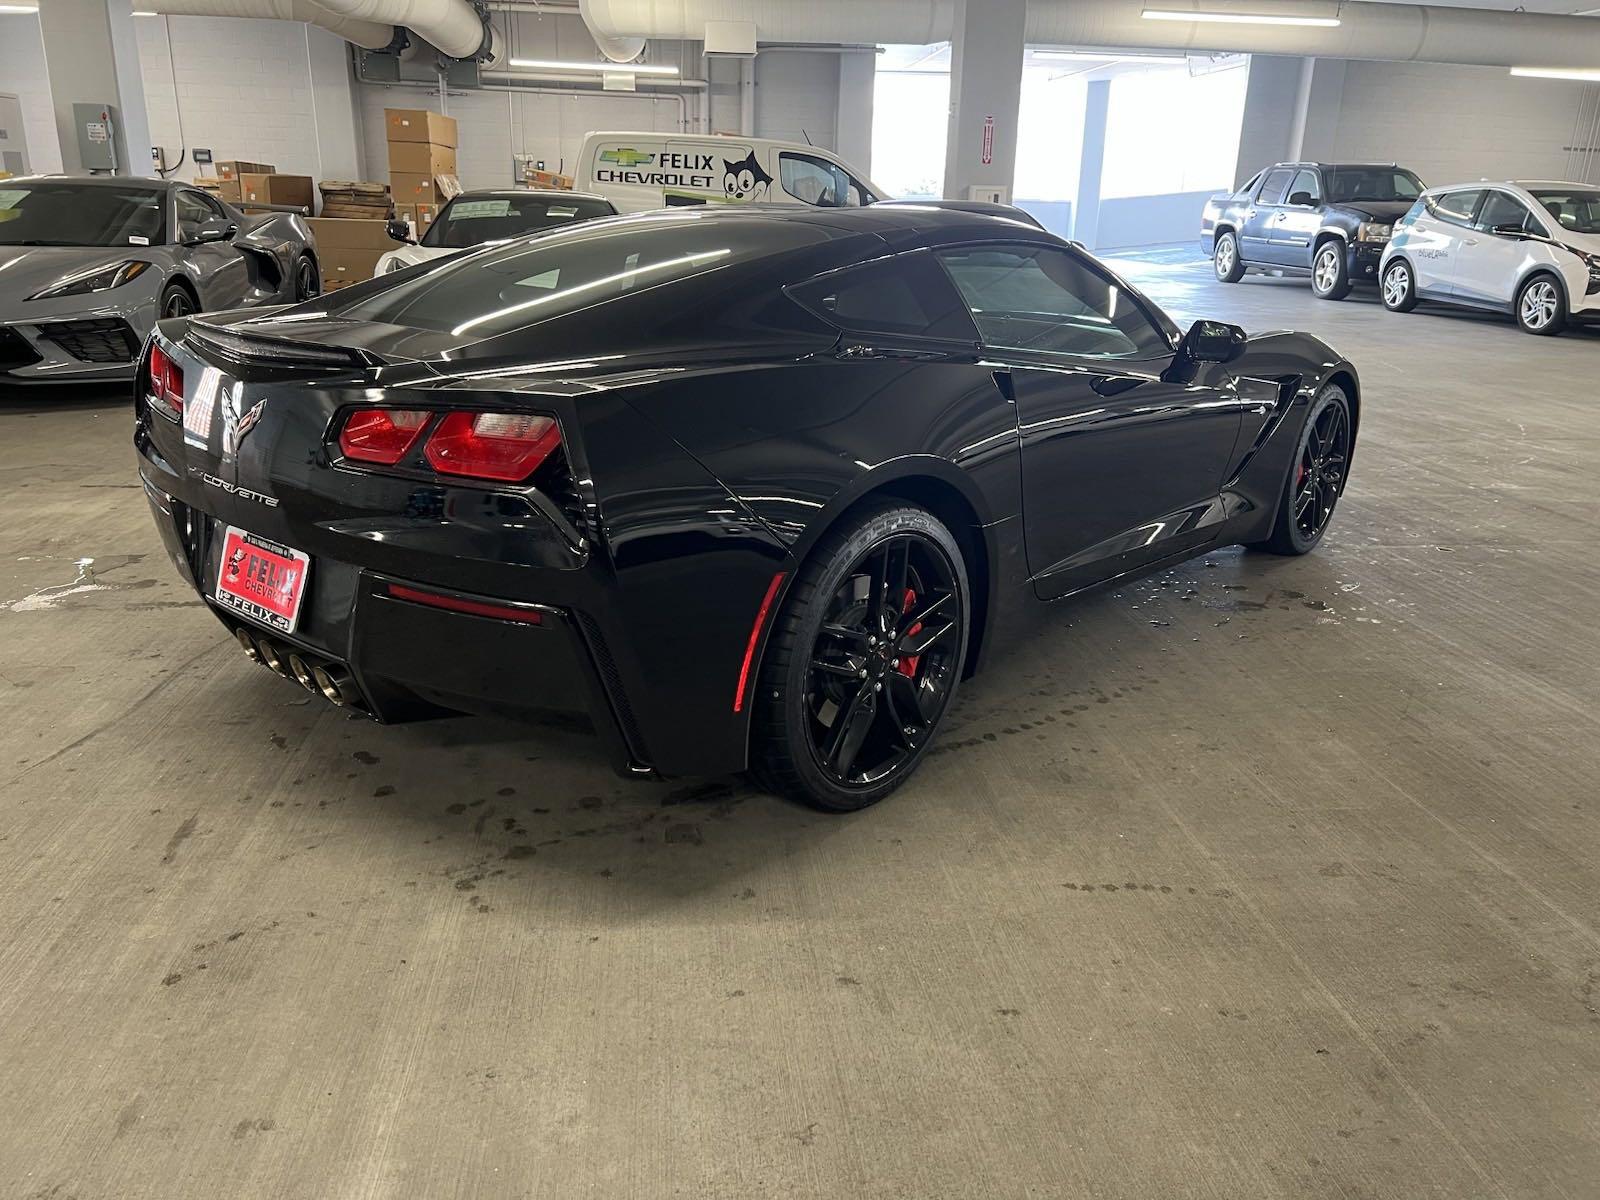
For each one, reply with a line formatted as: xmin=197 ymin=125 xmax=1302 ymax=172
xmin=420 ymin=195 xmax=615 ymax=249
xmin=789 ymin=252 xmax=977 ymax=341
xmin=333 ymin=212 xmax=826 ymax=339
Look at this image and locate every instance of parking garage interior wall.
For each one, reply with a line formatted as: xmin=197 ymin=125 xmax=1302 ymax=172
xmin=0 ymin=15 xmax=66 ymax=175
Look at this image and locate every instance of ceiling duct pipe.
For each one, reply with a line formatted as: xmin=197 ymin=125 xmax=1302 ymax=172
xmin=148 ymin=0 xmax=397 ymax=50
xmin=314 ymin=0 xmax=501 ymax=60
xmin=577 ymin=0 xmax=1600 ymax=72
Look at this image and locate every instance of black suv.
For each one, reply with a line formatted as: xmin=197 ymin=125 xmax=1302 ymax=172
xmin=1201 ymin=162 xmax=1427 ymax=299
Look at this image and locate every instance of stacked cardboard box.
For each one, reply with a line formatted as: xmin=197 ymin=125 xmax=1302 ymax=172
xmin=198 ymin=160 xmax=276 ymax=206
xmin=307 ymin=217 xmax=397 ymax=289
xmin=393 ymin=202 xmax=437 ymax=239
xmin=239 ymin=172 xmax=314 ymax=212
xmin=319 ymin=180 xmax=392 ymax=219
xmin=385 ymin=107 xmax=462 ymax=210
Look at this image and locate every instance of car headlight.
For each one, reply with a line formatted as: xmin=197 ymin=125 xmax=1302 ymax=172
xmin=1356 ymin=222 xmax=1392 ymax=243
xmin=26 ymin=259 xmax=153 ymax=301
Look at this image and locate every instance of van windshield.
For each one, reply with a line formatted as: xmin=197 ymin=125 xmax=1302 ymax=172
xmin=1528 ymin=189 xmax=1600 ymax=236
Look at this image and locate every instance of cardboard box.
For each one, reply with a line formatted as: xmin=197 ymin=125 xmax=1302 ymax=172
xmin=524 ymin=169 xmax=574 ymax=190
xmin=387 ymin=141 xmax=456 ymax=177
xmin=215 ymin=159 xmax=274 ymax=180
xmin=384 ymin=108 xmax=457 ymax=147
xmin=389 ymin=170 xmax=462 ymax=207
xmin=307 ymin=217 xmax=398 ymax=281
xmin=195 ymin=177 xmax=242 ymax=204
xmin=239 ymin=173 xmax=314 ymax=210
xmin=394 ymin=202 xmax=437 ymax=237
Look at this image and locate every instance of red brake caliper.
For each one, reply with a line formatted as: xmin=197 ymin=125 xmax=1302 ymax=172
xmin=898 ymin=588 xmax=922 ymax=679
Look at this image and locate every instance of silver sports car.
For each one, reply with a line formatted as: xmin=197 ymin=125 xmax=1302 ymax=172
xmin=0 ymin=175 xmax=319 ymax=388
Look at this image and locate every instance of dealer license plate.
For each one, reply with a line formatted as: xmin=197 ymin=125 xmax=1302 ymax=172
xmin=214 ymin=526 xmax=310 ymax=633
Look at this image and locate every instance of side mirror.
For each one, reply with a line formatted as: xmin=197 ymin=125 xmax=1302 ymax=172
xmin=188 ymin=217 xmax=236 ymax=245
xmin=386 ymin=218 xmax=415 ymax=244
xmin=1490 ymin=222 xmax=1525 ymax=238
xmin=1166 ymin=319 xmax=1247 ymax=382
xmin=1288 ymin=191 xmax=1315 ymax=207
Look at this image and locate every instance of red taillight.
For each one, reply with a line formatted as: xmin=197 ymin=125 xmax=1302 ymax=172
xmin=339 ymin=408 xmax=430 ymax=465
xmin=424 ymin=412 xmax=562 ymax=482
xmin=146 ymin=342 xmax=184 ymax=419
xmin=386 ymin=582 xmax=544 ymax=625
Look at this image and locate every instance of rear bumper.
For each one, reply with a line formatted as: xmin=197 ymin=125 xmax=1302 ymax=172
xmin=139 ymin=466 xmax=655 ymax=777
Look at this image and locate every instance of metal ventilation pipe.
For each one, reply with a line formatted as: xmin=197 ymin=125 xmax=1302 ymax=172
xmin=578 ymin=0 xmax=1600 ymax=71
xmin=148 ymin=0 xmax=397 ymax=50
xmin=148 ymin=0 xmax=501 ymax=60
xmin=316 ymin=0 xmax=500 ymax=60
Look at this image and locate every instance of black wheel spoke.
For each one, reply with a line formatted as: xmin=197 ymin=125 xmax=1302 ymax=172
xmin=827 ymin=684 xmax=877 ymax=777
xmin=811 ymin=658 xmax=861 ymax=680
xmin=902 ymin=592 xmax=952 ymax=631
xmin=900 ymin=618 xmax=956 ymax=657
xmin=820 ymin=622 xmax=870 ymax=645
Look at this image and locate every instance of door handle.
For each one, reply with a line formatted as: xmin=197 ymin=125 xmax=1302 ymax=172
xmin=1245 ymin=209 xmax=1256 ymax=218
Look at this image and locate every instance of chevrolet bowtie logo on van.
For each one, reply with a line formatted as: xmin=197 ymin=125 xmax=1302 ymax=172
xmin=600 ymin=148 xmax=655 ymax=168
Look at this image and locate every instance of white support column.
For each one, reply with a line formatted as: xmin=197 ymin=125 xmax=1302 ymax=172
xmin=304 ymin=24 xmax=364 ymax=182
xmin=942 ymin=0 xmax=1025 ymax=201
xmin=37 ymin=0 xmax=154 ymax=176
xmin=834 ymin=48 xmax=876 ymax=178
xmin=1071 ymin=79 xmax=1110 ymax=250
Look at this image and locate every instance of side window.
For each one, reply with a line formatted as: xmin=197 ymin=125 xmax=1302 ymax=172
xmin=1475 ymin=191 xmax=1533 ymax=234
xmin=1287 ymin=170 xmax=1321 ymax=207
xmin=1257 ymin=168 xmax=1294 ymax=206
xmin=779 ymin=153 xmax=845 ymax=207
xmin=174 ymin=191 xmax=216 ymax=239
xmin=1236 ymin=171 xmax=1262 ymax=197
xmin=1428 ymin=189 xmax=1483 ymax=228
xmin=936 ymin=245 xmax=1171 ymax=360
xmin=789 ymin=252 xmax=978 ymax=342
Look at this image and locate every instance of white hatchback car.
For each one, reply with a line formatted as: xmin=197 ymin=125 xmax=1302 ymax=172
xmin=1379 ymin=180 xmax=1600 ymax=335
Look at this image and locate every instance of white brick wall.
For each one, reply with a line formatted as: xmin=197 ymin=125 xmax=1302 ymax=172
xmin=1319 ymin=61 xmax=1600 ymax=186
xmin=136 ymin=14 xmax=325 ymax=178
xmin=0 ymin=14 xmax=64 ymax=174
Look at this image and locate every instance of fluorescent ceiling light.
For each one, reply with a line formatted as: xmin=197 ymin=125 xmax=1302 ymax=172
xmin=0 ymin=3 xmax=40 ymax=12
xmin=1510 ymin=65 xmax=1600 ymax=81
xmin=507 ymin=57 xmax=679 ymax=76
xmin=1142 ymin=9 xmax=1341 ymax=27
xmin=1035 ymin=50 xmax=1187 ymax=64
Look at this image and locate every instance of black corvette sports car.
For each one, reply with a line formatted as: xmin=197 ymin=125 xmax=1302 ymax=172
xmin=135 ymin=204 xmax=1357 ymax=810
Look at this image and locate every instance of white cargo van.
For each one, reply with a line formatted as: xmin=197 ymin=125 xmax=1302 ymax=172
xmin=575 ymin=132 xmax=885 ymax=214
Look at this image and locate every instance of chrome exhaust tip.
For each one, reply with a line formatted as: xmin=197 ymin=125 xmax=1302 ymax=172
xmin=259 ymin=639 xmax=290 ymax=676
xmin=310 ymin=665 xmax=346 ymax=707
xmin=235 ymin=628 xmax=261 ymax=662
xmin=288 ymin=654 xmax=318 ymax=691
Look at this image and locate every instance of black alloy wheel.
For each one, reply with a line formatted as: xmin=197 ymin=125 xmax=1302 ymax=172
xmin=1254 ymin=383 xmax=1351 ymax=556
xmin=295 ymin=254 xmax=321 ymax=301
xmin=751 ymin=503 xmax=969 ymax=812
xmin=160 ymin=284 xmax=195 ymax=319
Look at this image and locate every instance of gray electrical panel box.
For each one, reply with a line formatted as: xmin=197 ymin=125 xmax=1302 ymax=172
xmin=73 ymin=102 xmax=119 ymax=172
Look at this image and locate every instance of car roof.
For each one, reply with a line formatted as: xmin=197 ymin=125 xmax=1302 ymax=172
xmin=5 ymin=173 xmax=170 ymax=191
xmin=624 ymin=202 xmax=1056 ymax=249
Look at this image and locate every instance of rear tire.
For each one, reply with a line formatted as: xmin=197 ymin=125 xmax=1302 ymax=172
xmin=1214 ymin=231 xmax=1245 ymax=283
xmin=1516 ymin=273 xmax=1566 ymax=336
xmin=750 ymin=502 xmax=969 ymax=812
xmin=1252 ymin=383 xmax=1352 ymax=557
xmin=1311 ymin=240 xmax=1352 ymax=300
xmin=1381 ymin=259 xmax=1417 ymax=312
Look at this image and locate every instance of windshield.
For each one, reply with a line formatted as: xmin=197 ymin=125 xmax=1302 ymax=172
xmin=0 ymin=183 xmax=166 ymax=246
xmin=1528 ymin=189 xmax=1600 ymax=236
xmin=1324 ymin=168 xmax=1424 ymax=205
xmin=335 ymin=211 xmax=826 ymax=340
xmin=420 ymin=194 xmax=616 ymax=250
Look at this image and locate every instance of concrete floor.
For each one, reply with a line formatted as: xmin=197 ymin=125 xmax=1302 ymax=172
xmin=3 ymin=258 xmax=1598 ymax=1200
